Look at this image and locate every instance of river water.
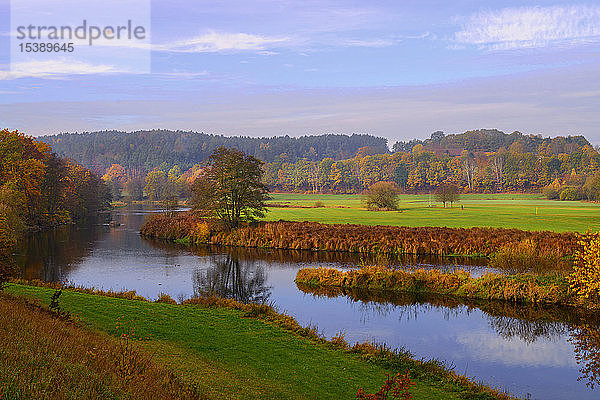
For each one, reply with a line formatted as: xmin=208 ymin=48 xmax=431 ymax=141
xmin=13 ymin=206 xmax=600 ymax=400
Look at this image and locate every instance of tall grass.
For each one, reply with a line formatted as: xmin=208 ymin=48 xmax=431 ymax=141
xmin=0 ymin=293 xmax=205 ymax=400
xmin=140 ymin=213 xmax=578 ymax=261
xmin=296 ymin=266 xmax=575 ymax=306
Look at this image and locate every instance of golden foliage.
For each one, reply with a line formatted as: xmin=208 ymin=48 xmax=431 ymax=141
xmin=568 ymin=232 xmax=600 ymax=301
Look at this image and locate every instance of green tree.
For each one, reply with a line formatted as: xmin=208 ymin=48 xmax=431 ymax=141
xmin=192 ymin=147 xmax=269 ymax=228
xmin=362 ymin=181 xmax=400 ymax=210
xmin=144 ymin=169 xmax=168 ymax=201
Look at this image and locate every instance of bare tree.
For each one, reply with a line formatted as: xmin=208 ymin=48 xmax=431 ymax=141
xmin=462 ymin=152 xmax=477 ymax=191
xmin=435 ymin=184 xmax=460 ymax=208
xmin=492 ymin=148 xmax=507 ymax=190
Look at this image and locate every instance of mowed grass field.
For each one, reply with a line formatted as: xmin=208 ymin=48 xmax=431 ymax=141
xmin=264 ymin=193 xmax=600 ymax=233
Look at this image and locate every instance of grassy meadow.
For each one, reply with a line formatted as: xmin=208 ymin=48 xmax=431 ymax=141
xmin=265 ymin=193 xmax=600 ymax=232
xmin=2 ymin=284 xmax=513 ymax=400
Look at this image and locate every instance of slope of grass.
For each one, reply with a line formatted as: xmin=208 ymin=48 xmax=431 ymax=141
xmin=4 ymin=284 xmax=513 ymax=400
xmin=265 ymin=193 xmax=600 ymax=232
xmin=0 ymin=293 xmax=204 ymax=400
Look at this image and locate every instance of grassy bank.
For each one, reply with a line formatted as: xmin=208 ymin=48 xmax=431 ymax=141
xmin=264 ymin=193 xmax=600 ymax=233
xmin=0 ymin=292 xmax=204 ymax=400
xmin=141 ymin=213 xmax=577 ymax=265
xmin=295 ymin=266 xmax=580 ymax=307
xmin=4 ymin=283 xmax=516 ymax=400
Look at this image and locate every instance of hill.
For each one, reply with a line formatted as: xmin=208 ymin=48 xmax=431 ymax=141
xmin=392 ymin=129 xmax=592 ymax=154
xmin=40 ymin=130 xmax=389 ymax=173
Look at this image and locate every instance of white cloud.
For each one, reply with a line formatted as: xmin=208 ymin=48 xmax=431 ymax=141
xmin=0 ymin=60 xmax=125 ymax=80
xmin=155 ymin=31 xmax=290 ymax=53
xmin=456 ymin=331 xmax=576 ymax=368
xmin=454 ymin=5 xmax=600 ymax=50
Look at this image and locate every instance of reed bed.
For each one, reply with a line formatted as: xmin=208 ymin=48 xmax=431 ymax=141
xmin=140 ymin=213 xmax=578 ymax=260
xmin=295 ymin=266 xmax=575 ymax=306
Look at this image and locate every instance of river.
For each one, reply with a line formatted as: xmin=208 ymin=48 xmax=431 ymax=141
xmin=13 ymin=206 xmax=600 ymax=400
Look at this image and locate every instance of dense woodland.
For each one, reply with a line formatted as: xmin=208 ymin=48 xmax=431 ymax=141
xmin=40 ymin=130 xmax=388 ymax=172
xmin=32 ymin=129 xmax=600 ymax=201
xmin=0 ymin=129 xmax=110 ymax=250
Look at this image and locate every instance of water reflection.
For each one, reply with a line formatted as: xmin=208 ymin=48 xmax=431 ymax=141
xmin=145 ymin=238 xmax=489 ymax=272
xmin=11 ymin=206 xmax=600 ymax=400
xmin=571 ymin=325 xmax=600 ymax=389
xmin=296 ymin=282 xmax=600 ymax=389
xmin=13 ymin=222 xmax=105 ymax=282
xmin=193 ymin=253 xmax=272 ymax=304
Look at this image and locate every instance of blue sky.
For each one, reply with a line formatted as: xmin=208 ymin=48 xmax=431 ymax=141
xmin=0 ymin=0 xmax=599 ymax=144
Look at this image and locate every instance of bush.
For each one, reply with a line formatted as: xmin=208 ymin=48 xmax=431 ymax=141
xmin=490 ymin=239 xmax=570 ymax=274
xmin=314 ymin=201 xmax=325 ymax=208
xmin=542 ymin=185 xmax=560 ymax=200
xmin=362 ymin=182 xmax=400 ymax=211
xmin=560 ymin=187 xmax=580 ymax=201
xmin=568 ymin=232 xmax=600 ymax=302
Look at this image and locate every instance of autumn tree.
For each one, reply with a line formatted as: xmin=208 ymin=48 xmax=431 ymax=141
xmin=0 ymin=129 xmax=109 ymax=233
xmin=144 ymin=169 xmax=168 ymax=201
xmin=102 ymin=164 xmax=127 ymax=200
xmin=435 ymin=184 xmax=460 ymax=208
xmin=362 ymin=181 xmax=400 ymax=210
xmin=192 ymin=147 xmax=269 ymax=228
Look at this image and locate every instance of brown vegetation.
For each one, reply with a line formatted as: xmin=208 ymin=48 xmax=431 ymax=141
xmin=0 ymin=293 xmax=205 ymax=400
xmin=295 ymin=266 xmax=574 ymax=306
xmin=140 ymin=212 xmax=578 ymax=260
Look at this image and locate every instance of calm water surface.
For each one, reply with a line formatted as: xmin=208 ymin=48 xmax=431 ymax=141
xmin=13 ymin=206 xmax=600 ymax=400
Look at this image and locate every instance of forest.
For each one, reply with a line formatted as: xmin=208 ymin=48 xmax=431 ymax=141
xmin=37 ymin=129 xmax=600 ymax=201
xmin=40 ymin=130 xmax=388 ymax=172
xmin=0 ymin=129 xmax=110 ymax=250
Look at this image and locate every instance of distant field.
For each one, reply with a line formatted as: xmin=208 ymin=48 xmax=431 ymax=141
xmin=264 ymin=193 xmax=600 ymax=233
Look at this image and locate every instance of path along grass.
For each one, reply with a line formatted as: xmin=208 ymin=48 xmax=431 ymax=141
xmin=4 ymin=283 xmax=515 ymax=400
xmin=264 ymin=193 xmax=600 ymax=233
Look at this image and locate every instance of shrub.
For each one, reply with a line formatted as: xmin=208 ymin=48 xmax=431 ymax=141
xmin=356 ymin=372 xmax=415 ymax=400
xmin=560 ymin=187 xmax=580 ymax=201
xmin=568 ymin=232 xmax=600 ymax=302
xmin=362 ymin=182 xmax=400 ymax=211
xmin=296 ymin=266 xmax=572 ymax=306
xmin=542 ymin=185 xmax=560 ymax=200
xmin=490 ymin=239 xmax=570 ymax=274
xmin=314 ymin=201 xmax=325 ymax=208
xmin=141 ymin=213 xmax=579 ymax=259
xmin=155 ymin=293 xmax=177 ymax=304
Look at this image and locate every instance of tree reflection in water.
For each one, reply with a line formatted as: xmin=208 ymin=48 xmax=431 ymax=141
xmin=193 ymin=253 xmax=272 ymax=304
xmin=571 ymin=325 xmax=600 ymax=389
xmin=297 ymin=282 xmax=600 ymax=388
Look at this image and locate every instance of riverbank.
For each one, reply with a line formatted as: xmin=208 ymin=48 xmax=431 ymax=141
xmin=140 ymin=213 xmax=577 ymax=266
xmin=4 ymin=282 xmax=516 ymax=400
xmin=295 ymin=266 xmax=587 ymax=308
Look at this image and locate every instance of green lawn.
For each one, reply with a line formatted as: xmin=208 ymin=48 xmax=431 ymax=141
xmin=6 ymin=284 xmax=468 ymax=400
xmin=264 ymin=193 xmax=600 ymax=232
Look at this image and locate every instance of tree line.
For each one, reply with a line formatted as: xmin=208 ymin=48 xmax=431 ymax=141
xmin=40 ymin=130 xmax=388 ymax=172
xmin=48 ymin=128 xmax=599 ymax=203
xmin=262 ymin=144 xmax=600 ymax=196
xmin=0 ymin=129 xmax=110 ymax=250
